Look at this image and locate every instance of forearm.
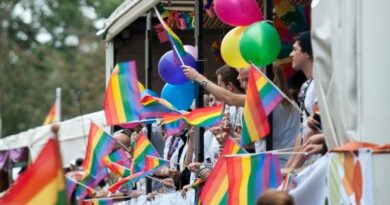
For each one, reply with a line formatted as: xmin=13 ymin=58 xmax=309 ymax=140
xmin=193 ymin=75 xmax=245 ymax=107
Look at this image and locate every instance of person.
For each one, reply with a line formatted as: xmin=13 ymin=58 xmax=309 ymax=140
xmin=256 ymin=190 xmax=295 ymax=205
xmin=284 ymin=31 xmax=321 ymax=170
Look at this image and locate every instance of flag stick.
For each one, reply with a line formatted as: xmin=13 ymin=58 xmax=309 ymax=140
xmin=66 ymin=176 xmax=95 ymax=193
xmin=153 ymin=6 xmax=186 ymax=66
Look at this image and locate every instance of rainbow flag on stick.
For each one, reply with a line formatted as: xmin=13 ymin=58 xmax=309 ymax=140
xmin=108 ymin=172 xmax=145 ymax=193
xmin=104 ymin=61 xmax=142 ymax=126
xmin=241 ymin=68 xmax=270 ymax=146
xmin=76 ymin=122 xmax=116 ymax=199
xmin=43 ymin=88 xmax=61 ymax=125
xmin=143 ymin=155 xmax=169 ymax=173
xmin=200 ymin=138 xmax=247 ymax=205
xmin=0 ymin=138 xmax=67 ymax=205
xmin=106 ymin=148 xmax=131 ymax=167
xmin=132 ymin=132 xmax=159 ymax=173
xmin=140 ymin=95 xmax=181 ymax=119
xmin=163 ymin=104 xmax=224 ymax=128
xmin=225 ymin=153 xmax=282 ymax=205
xmin=252 ymin=67 xmax=283 ymax=115
xmin=154 ymin=7 xmax=187 ymax=65
xmin=102 ymin=158 xmax=131 ymax=178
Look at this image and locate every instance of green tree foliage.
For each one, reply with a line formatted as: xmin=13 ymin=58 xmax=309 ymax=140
xmin=0 ymin=0 xmax=122 ymax=137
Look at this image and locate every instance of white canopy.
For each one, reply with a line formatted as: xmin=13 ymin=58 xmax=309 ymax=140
xmin=0 ymin=111 xmax=109 ymax=167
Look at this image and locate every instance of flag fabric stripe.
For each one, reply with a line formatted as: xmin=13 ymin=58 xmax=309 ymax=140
xmin=108 ymin=172 xmax=145 ymax=193
xmin=43 ymin=103 xmax=57 ymax=125
xmin=163 ymin=105 xmax=223 ymax=127
xmin=241 ymin=68 xmax=270 ymax=146
xmin=82 ymin=198 xmax=113 ymax=205
xmin=66 ymin=177 xmax=77 ymax=199
xmin=0 ymin=138 xmax=67 ymax=205
xmin=104 ymin=61 xmax=141 ymax=126
xmin=254 ymin=69 xmax=283 ymax=115
xmin=165 ymin=119 xmax=185 ymax=136
xmin=102 ymin=159 xmax=131 ymax=178
xmin=226 ymin=153 xmax=282 ymax=205
xmin=140 ymin=95 xmax=181 ymax=119
xmin=200 ymin=138 xmax=247 ymax=205
xmin=143 ymin=155 xmax=169 ymax=173
xmin=107 ymin=149 xmax=131 ymax=167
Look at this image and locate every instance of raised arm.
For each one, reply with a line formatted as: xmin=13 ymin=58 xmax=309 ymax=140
xmin=182 ymin=65 xmax=246 ymax=107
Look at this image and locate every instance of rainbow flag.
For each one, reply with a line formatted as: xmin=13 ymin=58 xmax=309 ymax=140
xmin=0 ymin=138 xmax=67 ymax=205
xmin=82 ymin=198 xmax=113 ymax=205
xmin=43 ymin=99 xmax=60 ymax=125
xmin=281 ymin=172 xmax=296 ymax=192
xmin=76 ymin=122 xmax=116 ymax=199
xmin=200 ymin=138 xmax=247 ymax=205
xmin=225 ymin=153 xmax=282 ymax=205
xmin=163 ymin=104 xmax=224 ymax=128
xmin=143 ymin=155 xmax=169 ymax=173
xmin=106 ymin=148 xmax=131 ymax=167
xmin=104 ymin=61 xmax=142 ymax=126
xmin=140 ymin=95 xmax=181 ymax=119
xmin=155 ymin=7 xmax=187 ymax=58
xmin=108 ymin=172 xmax=145 ymax=193
xmin=132 ymin=132 xmax=159 ymax=173
xmin=102 ymin=158 xmax=131 ymax=178
xmin=82 ymin=122 xmax=116 ymax=177
xmin=241 ymin=68 xmax=270 ymax=146
xmin=165 ymin=119 xmax=186 ymax=136
xmin=253 ymin=68 xmax=283 ymax=115
xmin=66 ymin=176 xmax=78 ymax=200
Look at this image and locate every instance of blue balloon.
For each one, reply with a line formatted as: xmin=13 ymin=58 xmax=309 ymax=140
xmin=161 ymin=81 xmax=195 ymax=110
xmin=158 ymin=50 xmax=197 ymax=85
xmin=141 ymin=89 xmax=159 ymax=98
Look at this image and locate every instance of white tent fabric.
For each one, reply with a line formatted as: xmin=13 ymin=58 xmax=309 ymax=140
xmin=311 ymin=0 xmax=390 ymax=147
xmin=311 ymin=0 xmax=357 ymax=148
xmin=0 ymin=111 xmax=108 ymax=167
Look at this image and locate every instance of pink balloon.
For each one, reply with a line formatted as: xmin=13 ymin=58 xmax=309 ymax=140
xmin=214 ymin=0 xmax=263 ymax=26
xmin=184 ymin=45 xmax=197 ymax=59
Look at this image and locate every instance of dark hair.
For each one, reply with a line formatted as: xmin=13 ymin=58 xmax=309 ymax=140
xmin=256 ymin=190 xmax=295 ymax=205
xmin=75 ymin=158 xmax=84 ymax=167
xmin=216 ymin=65 xmax=245 ymax=93
xmin=295 ymin=31 xmax=312 ymax=58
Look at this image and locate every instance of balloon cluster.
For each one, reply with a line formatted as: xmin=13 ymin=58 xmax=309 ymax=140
xmin=217 ymin=0 xmax=281 ymax=68
xmin=157 ymin=46 xmax=197 ymax=110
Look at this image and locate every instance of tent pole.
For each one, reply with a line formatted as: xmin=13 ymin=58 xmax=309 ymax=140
xmin=264 ymin=0 xmax=274 ymax=151
xmin=145 ymin=11 xmax=153 ymax=194
xmin=194 ymin=0 xmax=205 ymax=163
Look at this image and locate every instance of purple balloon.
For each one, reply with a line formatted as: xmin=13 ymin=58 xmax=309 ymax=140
xmin=158 ymin=50 xmax=197 ymax=85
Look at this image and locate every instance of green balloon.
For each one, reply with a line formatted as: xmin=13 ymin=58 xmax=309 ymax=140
xmin=239 ymin=21 xmax=281 ymax=67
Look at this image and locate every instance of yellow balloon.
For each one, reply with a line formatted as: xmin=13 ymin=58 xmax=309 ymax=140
xmin=138 ymin=81 xmax=145 ymax=92
xmin=221 ymin=26 xmax=250 ymax=69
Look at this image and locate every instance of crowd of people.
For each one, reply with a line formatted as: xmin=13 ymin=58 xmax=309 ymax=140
xmin=64 ymin=31 xmax=326 ymax=205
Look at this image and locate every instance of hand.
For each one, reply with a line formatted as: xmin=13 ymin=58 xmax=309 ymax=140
xmin=199 ymin=168 xmax=211 ymax=180
xmin=303 ymin=134 xmax=325 ymax=147
xmin=303 ymin=144 xmax=323 ymax=155
xmin=128 ymin=190 xmax=144 ymax=198
xmin=209 ymin=126 xmax=222 ymax=135
xmin=168 ymin=169 xmax=181 ymax=181
xmin=188 ymin=162 xmax=202 ymax=173
xmin=146 ymin=191 xmax=158 ymax=201
xmin=182 ymin=65 xmax=201 ymax=81
xmin=307 ymin=115 xmax=320 ymax=130
xmin=181 ymin=184 xmax=192 ymax=198
xmin=160 ymin=178 xmax=176 ymax=188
